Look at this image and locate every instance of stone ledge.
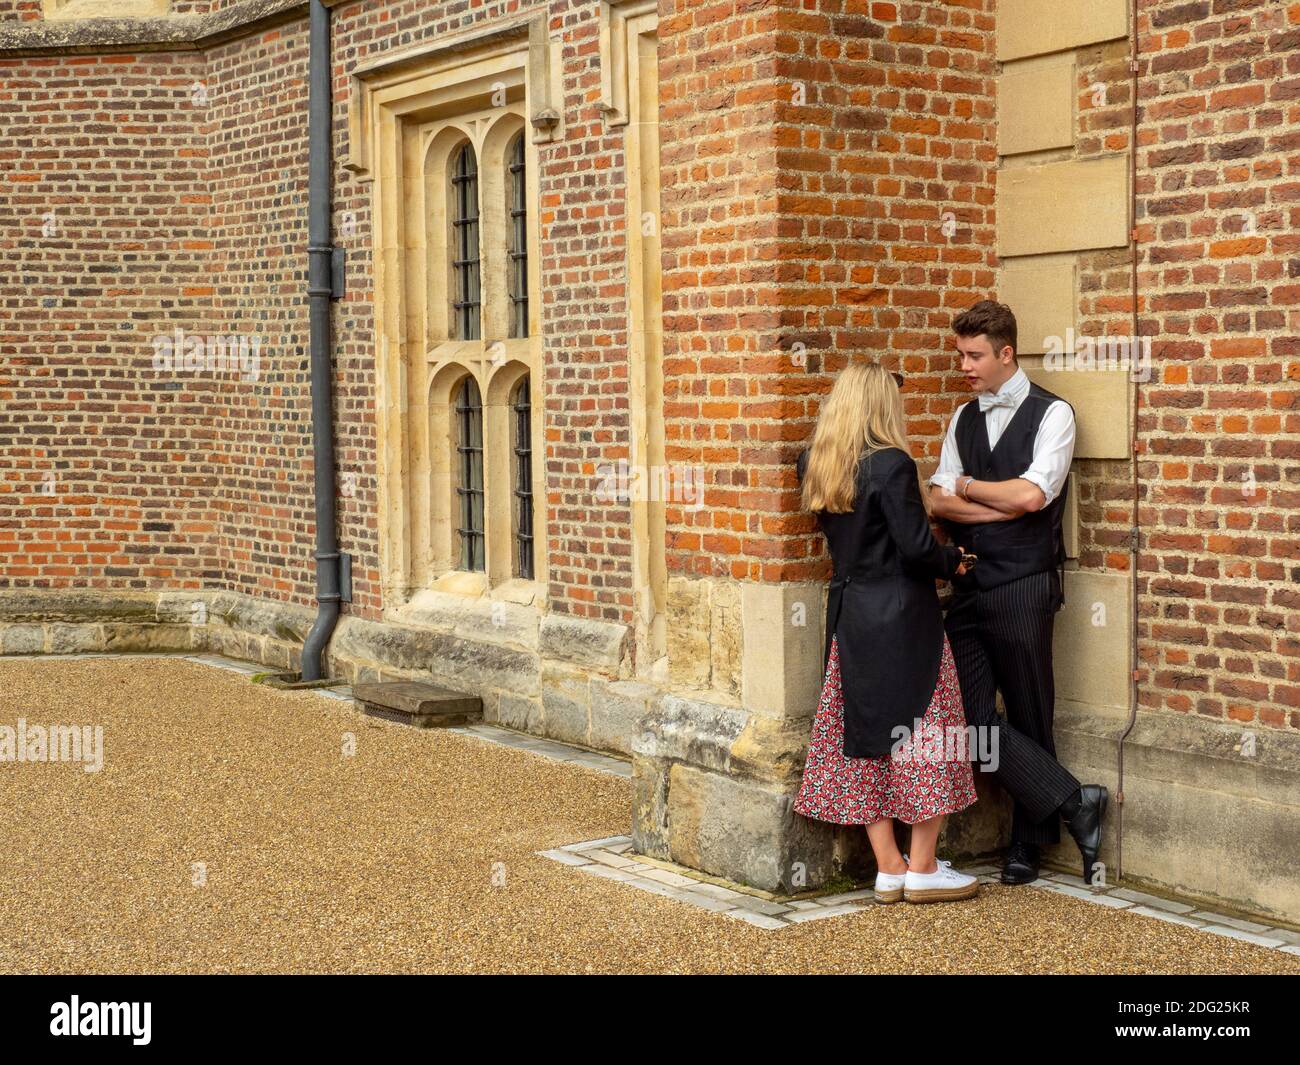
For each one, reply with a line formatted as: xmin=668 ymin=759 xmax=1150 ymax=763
xmin=0 ymin=0 xmax=308 ymax=56
xmin=0 ymin=589 xmax=159 ymax=623
xmin=632 ymin=688 xmax=818 ymax=789
xmin=388 ymin=588 xmax=541 ymax=653
xmin=0 ymin=588 xmax=628 ymax=746
xmin=539 ymin=614 xmax=630 ymax=675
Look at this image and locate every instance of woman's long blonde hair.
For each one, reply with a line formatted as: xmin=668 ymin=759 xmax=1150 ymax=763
xmin=800 ymin=362 xmax=928 ymax=515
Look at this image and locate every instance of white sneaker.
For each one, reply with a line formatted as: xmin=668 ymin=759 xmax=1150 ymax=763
xmin=903 ymin=858 xmax=979 ymax=904
xmin=873 ymin=853 xmax=910 ymax=904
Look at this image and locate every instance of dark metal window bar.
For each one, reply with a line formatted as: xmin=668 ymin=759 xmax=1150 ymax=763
xmin=451 ymin=143 xmax=481 ymax=341
xmin=455 ymin=375 xmax=485 ymax=571
xmin=507 ymin=134 xmax=529 ymax=340
xmin=511 ymin=376 xmax=533 ymax=579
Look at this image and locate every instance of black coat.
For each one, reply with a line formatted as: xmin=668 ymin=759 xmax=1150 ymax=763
xmin=797 ymin=446 xmax=962 ymax=758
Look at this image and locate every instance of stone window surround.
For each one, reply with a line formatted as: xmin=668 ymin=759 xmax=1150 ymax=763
xmin=347 ymin=16 xmax=561 ymax=615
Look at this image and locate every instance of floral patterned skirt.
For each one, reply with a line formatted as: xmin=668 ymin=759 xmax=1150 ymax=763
xmin=792 ymin=632 xmax=978 ymax=826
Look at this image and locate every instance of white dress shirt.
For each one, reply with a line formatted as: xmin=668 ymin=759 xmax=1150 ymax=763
xmin=929 ymin=367 xmax=1075 ymax=505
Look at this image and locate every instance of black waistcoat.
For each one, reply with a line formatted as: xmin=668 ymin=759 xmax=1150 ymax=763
xmin=945 ymin=382 xmax=1071 ymax=591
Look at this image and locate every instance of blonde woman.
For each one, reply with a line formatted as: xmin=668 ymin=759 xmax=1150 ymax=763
xmin=794 ymin=363 xmax=980 ymax=904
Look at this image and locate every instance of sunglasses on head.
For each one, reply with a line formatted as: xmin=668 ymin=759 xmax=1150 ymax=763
xmin=889 ymin=370 xmax=904 ymax=388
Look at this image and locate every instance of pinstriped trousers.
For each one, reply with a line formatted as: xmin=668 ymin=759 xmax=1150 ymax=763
xmin=943 ymin=569 xmax=1080 ymax=845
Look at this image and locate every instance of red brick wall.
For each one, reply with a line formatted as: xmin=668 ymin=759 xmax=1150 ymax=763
xmin=203 ymin=23 xmax=315 ymax=604
xmin=534 ymin=0 xmax=635 ymax=624
xmin=0 ymin=51 xmax=217 ymax=590
xmin=764 ymin=0 xmax=998 ymax=586
xmin=657 ymin=0 xmax=783 ymax=585
xmin=1135 ymin=0 xmax=1300 ymax=731
xmin=0 ymin=1 xmax=43 ymax=21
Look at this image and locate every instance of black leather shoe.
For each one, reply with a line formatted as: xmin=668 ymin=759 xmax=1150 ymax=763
xmin=1064 ymin=784 xmax=1109 ymax=884
xmin=999 ymin=842 xmax=1039 ymax=884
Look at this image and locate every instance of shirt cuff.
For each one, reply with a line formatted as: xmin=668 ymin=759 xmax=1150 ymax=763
xmin=929 ymin=472 xmax=958 ymax=494
xmin=1021 ymin=470 xmax=1055 ymax=506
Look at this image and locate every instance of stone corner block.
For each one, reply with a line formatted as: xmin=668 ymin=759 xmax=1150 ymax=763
xmin=997 ymin=0 xmax=1128 ymax=62
xmin=590 ymin=677 xmax=660 ymax=757
xmin=997 ymin=155 xmax=1130 ymax=258
xmin=541 ymin=663 xmax=592 ymax=747
xmin=0 ymin=624 xmax=45 ymax=655
xmin=666 ymin=575 xmax=711 ymax=690
xmin=48 ymin=623 xmax=106 ymax=654
xmin=662 ymin=763 xmax=835 ymax=894
xmin=741 ymin=582 xmax=825 ymax=717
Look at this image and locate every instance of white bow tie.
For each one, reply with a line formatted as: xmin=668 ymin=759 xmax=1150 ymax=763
xmin=978 ymin=391 xmax=1017 ymax=413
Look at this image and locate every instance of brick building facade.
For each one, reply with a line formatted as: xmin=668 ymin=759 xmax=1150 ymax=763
xmin=0 ymin=0 xmax=1296 ymax=922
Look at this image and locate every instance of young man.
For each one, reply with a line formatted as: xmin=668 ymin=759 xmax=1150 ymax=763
xmin=929 ymin=300 xmax=1108 ymax=885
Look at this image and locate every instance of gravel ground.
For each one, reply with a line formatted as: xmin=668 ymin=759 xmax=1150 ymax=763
xmin=0 ymin=657 xmax=1296 ymax=975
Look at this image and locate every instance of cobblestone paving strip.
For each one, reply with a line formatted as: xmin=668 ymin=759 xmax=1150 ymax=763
xmin=542 ymin=836 xmax=1300 ymax=956
xmin=0 ymin=655 xmax=1296 ymax=975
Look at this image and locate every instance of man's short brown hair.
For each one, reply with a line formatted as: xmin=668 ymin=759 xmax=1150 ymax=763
xmin=952 ymin=299 xmax=1017 ymax=356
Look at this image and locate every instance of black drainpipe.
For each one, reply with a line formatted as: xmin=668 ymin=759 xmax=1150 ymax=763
xmin=301 ymin=0 xmax=345 ymax=681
